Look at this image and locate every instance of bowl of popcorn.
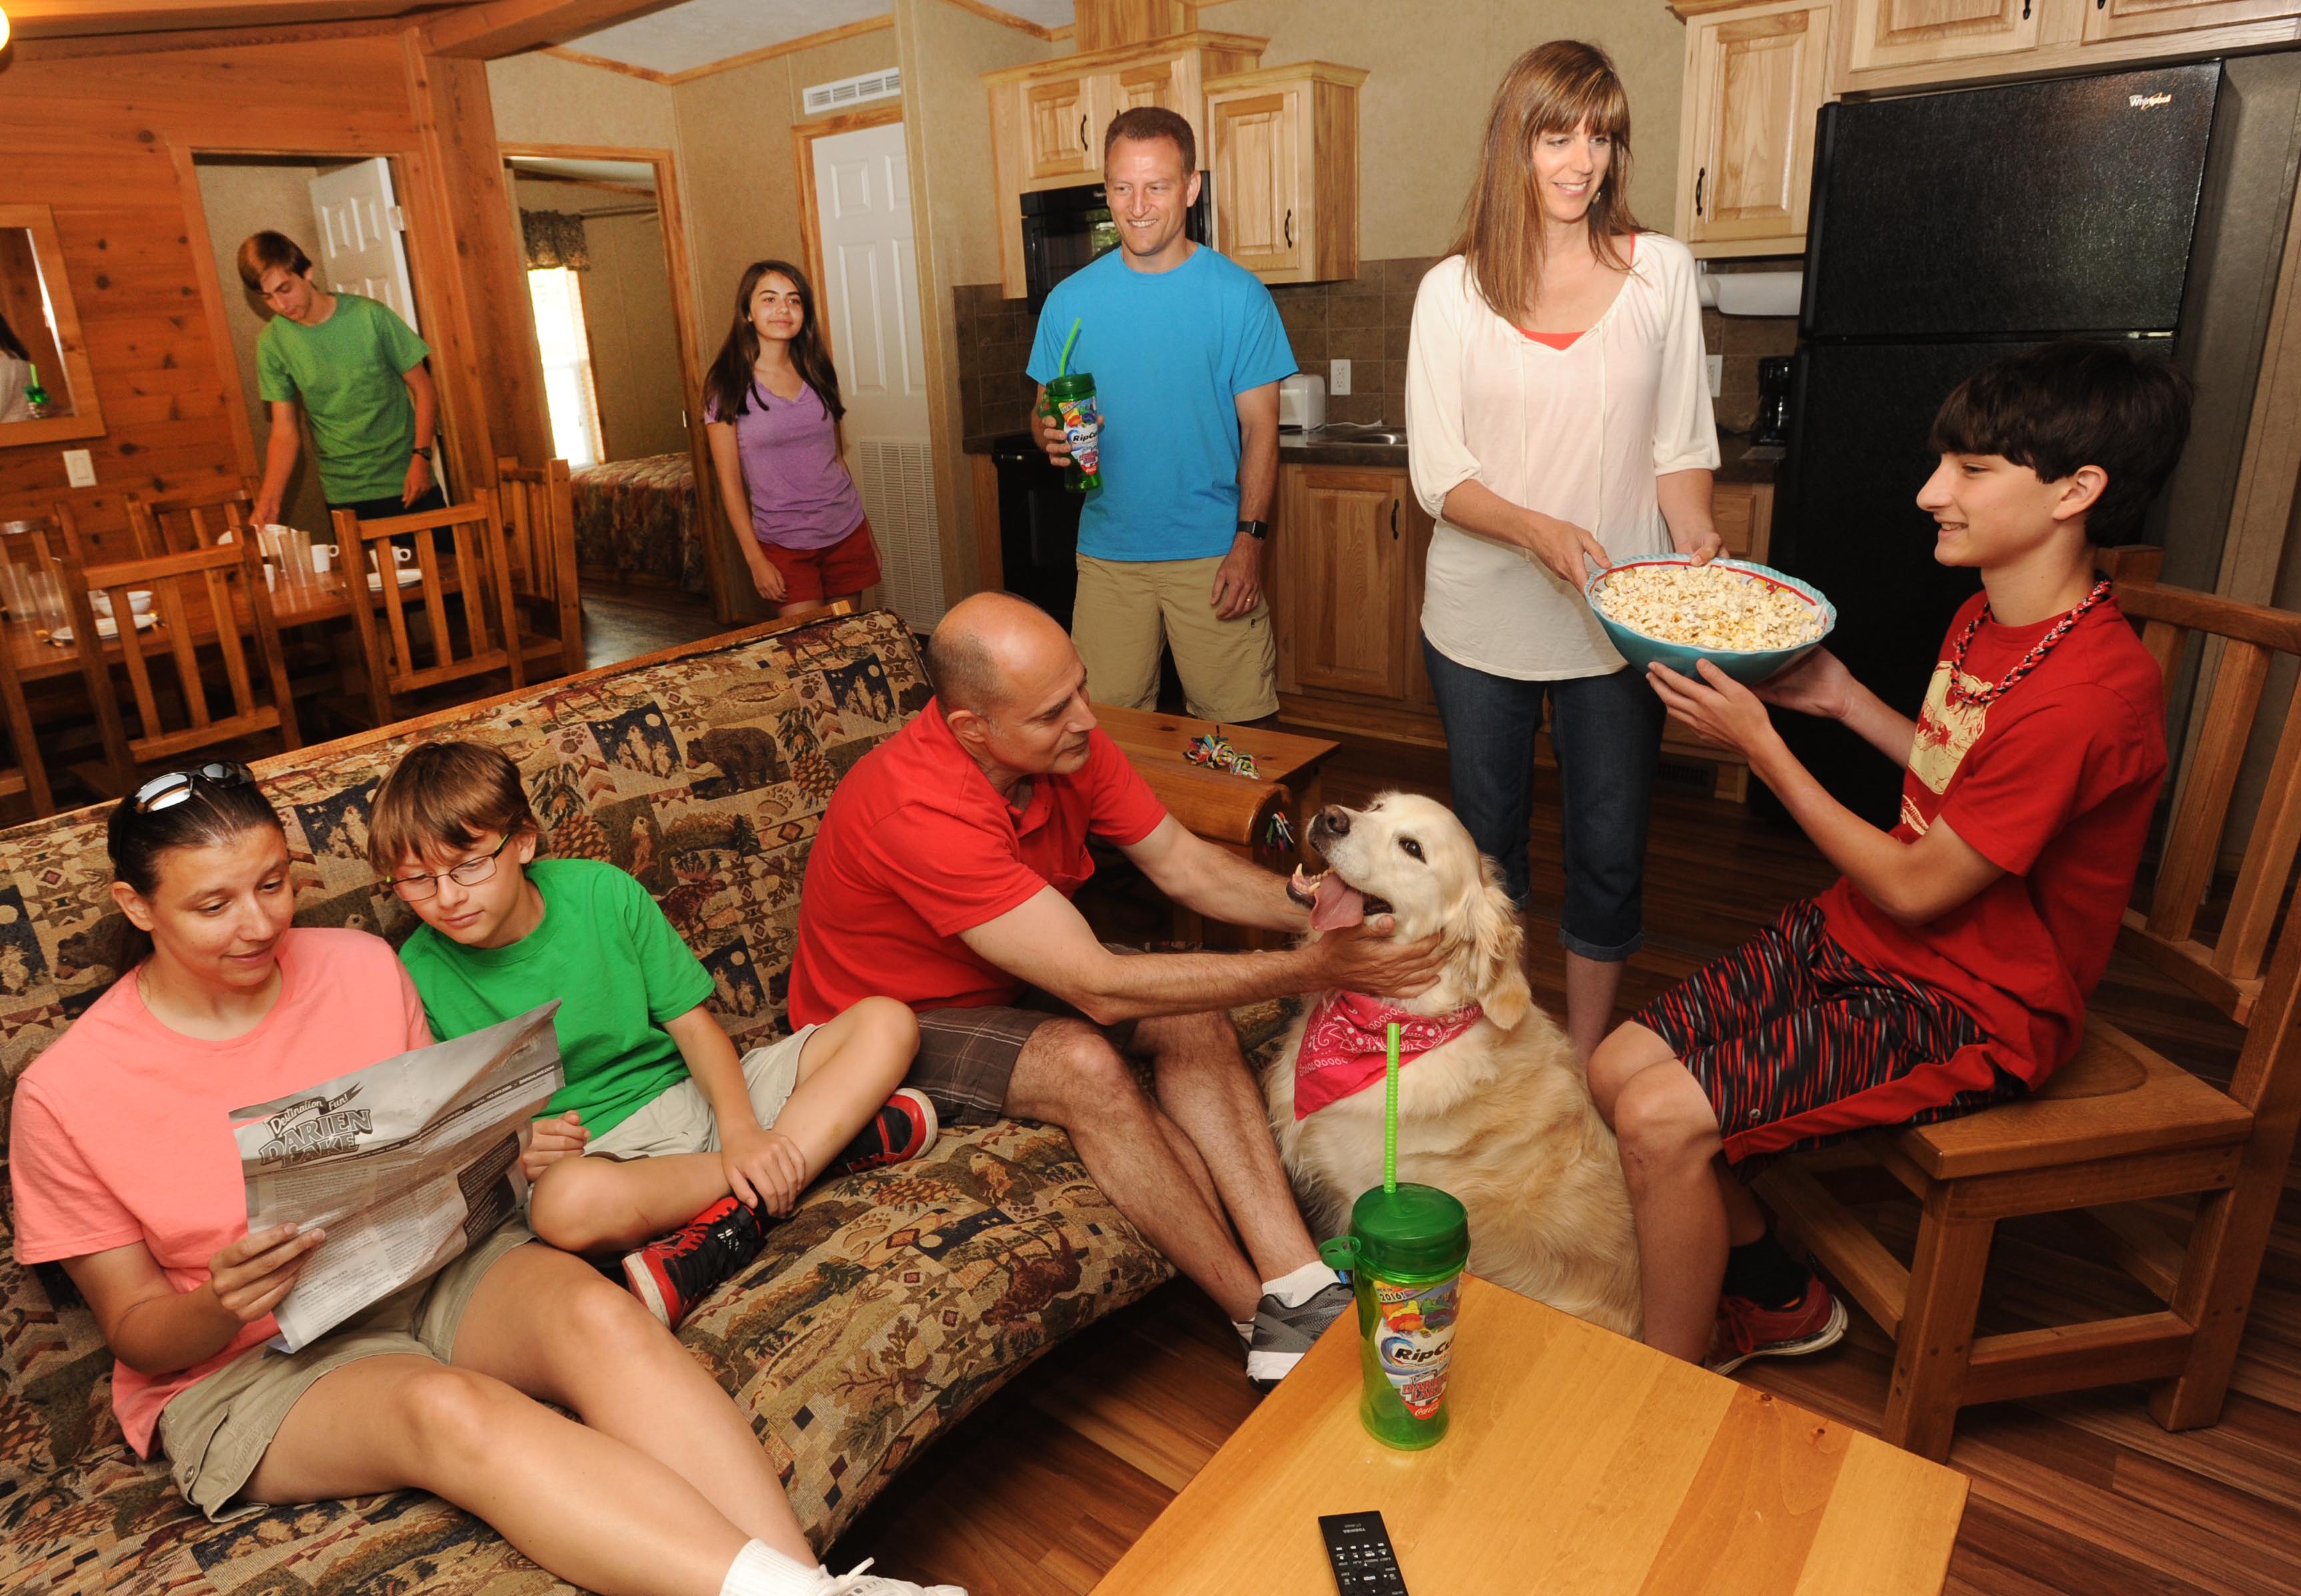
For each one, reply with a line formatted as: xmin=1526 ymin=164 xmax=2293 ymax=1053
xmin=1586 ymin=555 xmax=1835 ymax=685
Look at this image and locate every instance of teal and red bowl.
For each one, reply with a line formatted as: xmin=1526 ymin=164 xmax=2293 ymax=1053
xmin=1586 ymin=554 xmax=1836 ymax=685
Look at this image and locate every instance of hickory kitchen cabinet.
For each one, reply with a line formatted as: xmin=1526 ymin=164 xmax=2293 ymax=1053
xmin=1203 ymin=61 xmax=1368 ymax=285
xmin=1670 ymin=1 xmax=1835 ymax=259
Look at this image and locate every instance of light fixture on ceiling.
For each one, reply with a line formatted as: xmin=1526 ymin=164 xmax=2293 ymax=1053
xmin=0 ymin=7 xmax=11 ymax=52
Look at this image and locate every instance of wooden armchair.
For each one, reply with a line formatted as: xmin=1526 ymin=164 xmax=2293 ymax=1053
xmin=335 ymin=490 xmax=563 ymax=727
xmin=61 ymin=538 xmax=300 ymax=793
xmin=495 ymin=456 xmax=584 ymax=677
xmin=125 ymin=478 xmax=258 ymax=556
xmin=1758 ymin=548 xmax=2301 ymax=1460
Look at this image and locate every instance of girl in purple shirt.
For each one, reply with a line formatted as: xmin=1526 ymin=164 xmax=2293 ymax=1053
xmin=703 ymin=260 xmax=882 ymax=616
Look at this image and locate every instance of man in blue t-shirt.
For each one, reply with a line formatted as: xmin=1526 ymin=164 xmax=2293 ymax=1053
xmin=1028 ymin=107 xmax=1295 ymax=723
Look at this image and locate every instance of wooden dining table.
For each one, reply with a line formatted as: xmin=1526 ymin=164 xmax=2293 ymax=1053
xmin=5 ymin=566 xmax=442 ymax=682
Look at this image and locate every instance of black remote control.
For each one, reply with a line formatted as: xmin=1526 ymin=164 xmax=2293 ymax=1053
xmin=1318 ymin=1511 xmax=1409 ymax=1595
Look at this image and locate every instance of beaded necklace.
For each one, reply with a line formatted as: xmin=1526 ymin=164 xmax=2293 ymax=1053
xmin=1943 ymin=577 xmax=2112 ymax=710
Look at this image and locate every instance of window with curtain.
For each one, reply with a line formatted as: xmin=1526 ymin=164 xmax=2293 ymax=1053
xmin=526 ymin=266 xmax=604 ymax=467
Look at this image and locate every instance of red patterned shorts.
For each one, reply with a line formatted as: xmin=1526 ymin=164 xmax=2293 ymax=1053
xmin=1632 ymin=900 xmax=2026 ymax=1165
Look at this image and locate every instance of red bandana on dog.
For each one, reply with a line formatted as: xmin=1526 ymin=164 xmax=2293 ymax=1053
xmin=1294 ymin=991 xmax=1485 ymax=1120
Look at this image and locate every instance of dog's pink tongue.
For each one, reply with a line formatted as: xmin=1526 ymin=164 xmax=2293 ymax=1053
xmin=1309 ymin=874 xmax=1366 ymax=932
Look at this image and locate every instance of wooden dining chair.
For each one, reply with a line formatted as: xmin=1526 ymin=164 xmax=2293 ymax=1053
xmin=1756 ymin=546 xmax=2301 ymax=1461
xmin=61 ymin=537 xmax=301 ymax=795
xmin=334 ymin=490 xmax=563 ymax=728
xmin=125 ymin=478 xmax=258 ymax=556
xmin=1 ymin=502 xmax=91 ymax=572
xmin=0 ymin=627 xmax=55 ymax=819
xmin=495 ymin=456 xmax=585 ymax=677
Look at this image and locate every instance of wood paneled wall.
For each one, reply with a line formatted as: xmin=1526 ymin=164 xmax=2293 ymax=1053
xmin=0 ymin=31 xmax=548 ymax=540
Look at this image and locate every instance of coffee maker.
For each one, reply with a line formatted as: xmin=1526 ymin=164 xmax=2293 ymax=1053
xmin=1753 ymin=356 xmax=1793 ymax=447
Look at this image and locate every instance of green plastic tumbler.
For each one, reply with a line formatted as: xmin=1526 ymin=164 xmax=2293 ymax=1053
xmin=1331 ymin=1182 xmax=1469 ymax=1449
xmin=1041 ymin=372 xmax=1102 ymax=492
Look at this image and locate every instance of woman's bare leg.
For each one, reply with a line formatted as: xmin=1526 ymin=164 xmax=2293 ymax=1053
xmin=450 ymin=1244 xmax=815 ymax=1561
xmin=244 ymin=1353 xmax=773 ymax=1596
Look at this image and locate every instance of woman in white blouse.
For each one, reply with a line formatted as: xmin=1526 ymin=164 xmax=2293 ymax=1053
xmin=1406 ymin=41 xmax=1720 ymax=1060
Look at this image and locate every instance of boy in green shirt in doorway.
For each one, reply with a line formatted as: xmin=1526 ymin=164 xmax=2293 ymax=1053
xmin=238 ymin=230 xmax=444 ymax=529
xmin=374 ymin=741 xmax=936 ymax=1328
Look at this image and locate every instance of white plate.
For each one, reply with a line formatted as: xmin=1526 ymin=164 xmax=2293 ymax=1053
xmin=89 ymin=590 xmax=154 ymax=618
xmin=52 ymin=613 xmax=159 ymax=643
xmin=367 ymin=566 xmax=424 ymax=591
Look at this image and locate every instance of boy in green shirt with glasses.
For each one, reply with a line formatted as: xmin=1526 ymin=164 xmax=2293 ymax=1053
xmin=373 ymin=741 xmax=936 ymax=1328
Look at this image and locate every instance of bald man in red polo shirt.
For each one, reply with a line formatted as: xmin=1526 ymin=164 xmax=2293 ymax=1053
xmin=791 ymin=592 xmax=1442 ymax=1384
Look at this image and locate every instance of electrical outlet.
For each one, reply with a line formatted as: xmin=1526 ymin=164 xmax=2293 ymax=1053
xmin=1706 ymin=355 xmax=1724 ymax=398
xmin=63 ymin=449 xmax=96 ymax=488
xmin=1330 ymin=358 xmax=1352 ymax=396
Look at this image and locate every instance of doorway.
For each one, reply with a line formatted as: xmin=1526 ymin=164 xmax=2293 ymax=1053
xmin=799 ymin=111 xmax=941 ymax=632
xmin=501 ymin=144 xmax=718 ymax=641
xmin=190 ymin=153 xmax=431 ymax=538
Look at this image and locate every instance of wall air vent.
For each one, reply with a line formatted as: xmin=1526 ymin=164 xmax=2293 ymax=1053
xmin=803 ymin=67 xmax=902 ymax=116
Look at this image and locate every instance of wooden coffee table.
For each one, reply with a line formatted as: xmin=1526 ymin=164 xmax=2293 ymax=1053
xmin=1092 ymin=1275 xmax=1967 ymax=1595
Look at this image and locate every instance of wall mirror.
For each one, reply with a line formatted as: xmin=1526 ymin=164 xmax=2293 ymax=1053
xmin=0 ymin=204 xmax=106 ymax=447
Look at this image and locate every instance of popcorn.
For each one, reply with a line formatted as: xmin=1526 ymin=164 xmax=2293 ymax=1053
xmin=1594 ymin=563 xmax=1825 ymax=653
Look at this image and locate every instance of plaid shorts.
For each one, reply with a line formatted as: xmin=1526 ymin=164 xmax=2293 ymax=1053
xmin=908 ymin=947 xmax=1142 ymax=1127
xmin=1632 ymin=899 xmax=2026 ymax=1165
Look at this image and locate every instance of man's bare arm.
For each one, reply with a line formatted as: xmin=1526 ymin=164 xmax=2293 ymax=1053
xmin=958 ymin=885 xmax=1443 ymax=1026
xmin=1121 ymin=815 xmax=1306 ymax=933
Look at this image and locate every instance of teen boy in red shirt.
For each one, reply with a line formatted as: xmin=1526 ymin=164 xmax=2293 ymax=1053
xmin=1590 ymin=340 xmax=2192 ymax=1370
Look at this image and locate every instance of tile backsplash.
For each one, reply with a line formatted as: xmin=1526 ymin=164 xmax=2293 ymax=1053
xmin=953 ymin=266 xmax=1799 ymax=440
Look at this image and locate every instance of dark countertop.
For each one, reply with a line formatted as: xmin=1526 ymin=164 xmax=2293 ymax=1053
xmin=971 ymin=428 xmax=1777 ymax=481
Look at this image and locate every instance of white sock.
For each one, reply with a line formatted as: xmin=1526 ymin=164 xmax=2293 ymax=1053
xmin=719 ymin=1539 xmax=827 ymax=1596
xmin=1234 ymin=1318 xmax=1256 ymax=1346
xmin=1263 ymin=1259 xmax=1344 ymax=1309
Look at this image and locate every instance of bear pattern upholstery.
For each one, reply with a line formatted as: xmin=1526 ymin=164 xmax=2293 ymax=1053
xmin=0 ymin=609 xmax=1175 ymax=1595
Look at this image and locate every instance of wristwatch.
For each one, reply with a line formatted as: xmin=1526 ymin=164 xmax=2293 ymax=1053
xmin=1237 ymin=518 xmax=1269 ymax=541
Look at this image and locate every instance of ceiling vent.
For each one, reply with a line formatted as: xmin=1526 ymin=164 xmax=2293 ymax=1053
xmin=803 ymin=67 xmax=902 ymax=116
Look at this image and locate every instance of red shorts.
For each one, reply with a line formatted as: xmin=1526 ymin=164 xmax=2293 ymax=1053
xmin=1632 ymin=900 xmax=2025 ymax=1165
xmin=761 ymin=517 xmax=880 ymax=604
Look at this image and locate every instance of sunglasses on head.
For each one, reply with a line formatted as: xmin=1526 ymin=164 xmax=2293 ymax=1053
xmin=133 ymin=761 xmax=256 ymax=815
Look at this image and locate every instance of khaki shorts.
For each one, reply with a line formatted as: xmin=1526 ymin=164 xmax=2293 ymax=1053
xmin=1073 ymin=552 xmax=1279 ymax=723
xmin=156 ymin=1215 xmax=537 ymax=1521
xmin=584 ymin=1030 xmax=815 ymax=1160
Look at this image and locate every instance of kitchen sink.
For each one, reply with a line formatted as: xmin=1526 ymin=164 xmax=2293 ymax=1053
xmin=1286 ymin=426 xmax=1408 ymax=446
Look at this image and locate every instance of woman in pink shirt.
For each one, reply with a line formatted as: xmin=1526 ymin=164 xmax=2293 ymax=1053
xmin=704 ymin=259 xmax=884 ymax=617
xmin=8 ymin=763 xmax=955 ymax=1596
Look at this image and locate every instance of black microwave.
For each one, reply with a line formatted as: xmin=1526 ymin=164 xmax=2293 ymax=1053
xmin=1020 ymin=175 xmax=1215 ymax=311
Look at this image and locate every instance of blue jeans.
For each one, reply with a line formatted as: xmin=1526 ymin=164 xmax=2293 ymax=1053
xmin=1420 ymin=636 xmax=1664 ymax=961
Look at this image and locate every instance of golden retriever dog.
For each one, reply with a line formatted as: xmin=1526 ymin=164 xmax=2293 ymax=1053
xmin=1265 ymin=794 xmax=1642 ymax=1338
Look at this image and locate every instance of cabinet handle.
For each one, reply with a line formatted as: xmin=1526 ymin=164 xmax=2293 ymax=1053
xmin=1390 ymin=500 xmax=1399 ymax=540
xmin=1694 ymin=166 xmax=1706 ymax=217
xmin=1284 ymin=208 xmax=1295 ymax=248
xmin=2023 ymin=0 xmax=2031 ymax=17
xmin=1079 ymin=113 xmax=1089 ymax=149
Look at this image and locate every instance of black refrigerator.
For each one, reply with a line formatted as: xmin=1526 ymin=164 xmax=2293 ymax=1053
xmin=1772 ymin=63 xmax=2224 ymax=823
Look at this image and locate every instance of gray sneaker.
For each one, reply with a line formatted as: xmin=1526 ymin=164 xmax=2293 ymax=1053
xmin=1245 ymin=1280 xmax=1354 ymax=1388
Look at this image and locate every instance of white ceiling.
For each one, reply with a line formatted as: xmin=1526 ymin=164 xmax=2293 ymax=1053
xmin=565 ymin=0 xmax=1078 ymax=78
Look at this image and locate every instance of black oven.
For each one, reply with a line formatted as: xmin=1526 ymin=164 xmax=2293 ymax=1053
xmin=1020 ymin=175 xmax=1215 ymax=311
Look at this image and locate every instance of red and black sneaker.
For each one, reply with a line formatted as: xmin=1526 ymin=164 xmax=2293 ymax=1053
xmin=1707 ymin=1274 xmax=1849 ymax=1374
xmin=621 ymin=1195 xmax=770 ymax=1328
xmin=831 ymin=1088 xmax=938 ymax=1176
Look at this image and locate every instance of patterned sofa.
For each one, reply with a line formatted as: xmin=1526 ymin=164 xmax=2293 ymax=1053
xmin=0 ymin=609 xmax=1175 ymax=1596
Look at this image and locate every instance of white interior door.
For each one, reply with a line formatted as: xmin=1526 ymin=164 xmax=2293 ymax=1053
xmin=309 ymin=157 xmax=420 ymax=334
xmin=812 ymin=120 xmax=942 ymax=630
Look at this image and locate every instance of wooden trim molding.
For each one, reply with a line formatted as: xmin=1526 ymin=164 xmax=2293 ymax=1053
xmin=539 ymin=44 xmax=675 ymax=83
xmin=0 ymin=204 xmax=109 ymax=450
xmin=936 ymin=0 xmax=1063 ymax=43
xmin=420 ymin=0 xmax=688 ymax=59
xmin=167 ymin=147 xmax=262 ymax=480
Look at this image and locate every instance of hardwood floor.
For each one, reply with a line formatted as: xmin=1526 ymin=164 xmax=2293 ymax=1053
xmin=580 ymin=582 xmax=726 ymax=669
xmin=828 ymin=727 xmax=2301 ymax=1595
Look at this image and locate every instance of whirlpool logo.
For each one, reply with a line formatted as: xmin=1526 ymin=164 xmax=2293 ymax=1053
xmin=2129 ymin=93 xmax=2175 ymax=109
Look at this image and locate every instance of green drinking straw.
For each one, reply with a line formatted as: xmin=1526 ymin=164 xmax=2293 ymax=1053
xmin=1056 ymin=317 xmax=1081 ymax=378
xmin=1384 ymin=1022 xmax=1401 ymax=1193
